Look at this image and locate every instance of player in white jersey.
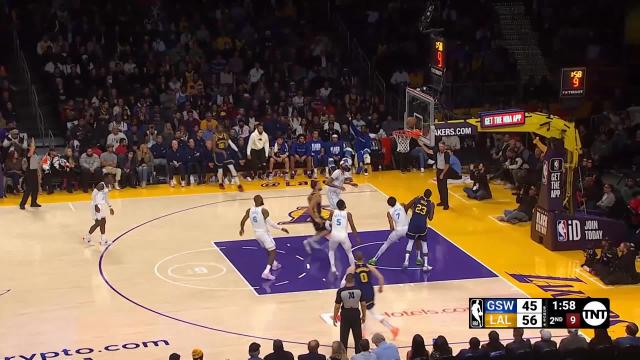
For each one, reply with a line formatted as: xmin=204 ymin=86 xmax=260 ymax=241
xmin=325 ymin=159 xmax=358 ymax=210
xmin=83 ymin=178 xmax=115 ymax=246
xmin=327 ymin=199 xmax=360 ymax=274
xmin=368 ymin=196 xmax=409 ymax=265
xmin=239 ymin=195 xmax=290 ymax=280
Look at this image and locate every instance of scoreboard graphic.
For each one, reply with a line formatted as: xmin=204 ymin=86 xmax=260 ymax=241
xmin=469 ymin=298 xmax=609 ymax=329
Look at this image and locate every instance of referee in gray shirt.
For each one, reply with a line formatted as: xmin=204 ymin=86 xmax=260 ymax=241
xmin=19 ymin=137 xmax=42 ymax=209
xmin=334 ymin=273 xmax=367 ymax=354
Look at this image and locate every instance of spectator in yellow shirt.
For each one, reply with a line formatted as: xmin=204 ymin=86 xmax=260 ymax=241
xmin=200 ymin=112 xmax=218 ymax=132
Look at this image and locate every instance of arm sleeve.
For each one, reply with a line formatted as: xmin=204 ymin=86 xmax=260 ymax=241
xmin=228 ymin=140 xmax=238 ymax=152
xmin=266 ymin=218 xmax=282 ymax=231
xmin=247 ymin=133 xmax=254 ymax=157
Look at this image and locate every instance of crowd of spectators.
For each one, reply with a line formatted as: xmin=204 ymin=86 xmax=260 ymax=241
xmin=334 ymin=0 xmax=519 ymax=95
xmin=0 ymin=0 xmax=426 ymax=195
xmin=168 ymin=324 xmax=639 ymax=360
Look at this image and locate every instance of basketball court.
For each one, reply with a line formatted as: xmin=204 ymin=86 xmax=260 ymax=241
xmin=2 ymin=171 xmax=638 ymax=360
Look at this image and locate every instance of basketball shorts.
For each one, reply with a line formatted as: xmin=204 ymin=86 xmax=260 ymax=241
xmin=359 ymin=286 xmax=375 ymax=309
xmin=312 ymin=218 xmax=327 ymax=232
xmin=214 ymin=151 xmax=233 ymax=166
xmin=406 ymin=226 xmax=428 ymax=241
xmin=327 ymin=189 xmax=341 ymax=209
xmin=327 ymin=232 xmax=351 ymax=252
xmin=387 ymin=226 xmax=408 ymax=243
xmin=91 ymin=204 xmax=107 ymax=221
xmin=255 ymin=231 xmax=276 ymax=251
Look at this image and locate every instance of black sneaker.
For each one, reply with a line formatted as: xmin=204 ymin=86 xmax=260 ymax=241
xmin=436 ymin=202 xmax=444 ymax=207
xmin=31 ymin=203 xmax=42 ymax=208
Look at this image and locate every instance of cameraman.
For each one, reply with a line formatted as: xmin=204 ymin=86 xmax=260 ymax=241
xmin=463 ymin=162 xmax=492 ymax=200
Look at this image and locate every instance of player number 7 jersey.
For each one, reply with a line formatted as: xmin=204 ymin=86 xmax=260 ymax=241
xmin=389 ymin=204 xmax=409 ymax=228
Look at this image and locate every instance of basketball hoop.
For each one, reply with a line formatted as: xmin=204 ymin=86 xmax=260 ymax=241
xmin=393 ymin=129 xmax=422 ymax=153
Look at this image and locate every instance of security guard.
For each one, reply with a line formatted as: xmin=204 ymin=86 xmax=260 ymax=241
xmin=19 ymin=137 xmax=42 ymax=210
xmin=334 ymin=273 xmax=367 ymax=354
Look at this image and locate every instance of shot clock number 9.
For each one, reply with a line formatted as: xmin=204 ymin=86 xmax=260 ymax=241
xmin=560 ymin=67 xmax=586 ymax=97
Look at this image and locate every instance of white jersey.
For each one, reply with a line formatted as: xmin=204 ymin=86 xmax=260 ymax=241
xmin=250 ymin=206 xmax=268 ymax=233
xmin=331 ymin=210 xmax=349 ymax=235
xmin=327 ymin=169 xmax=347 ymax=193
xmin=389 ymin=204 xmax=409 ymax=229
xmin=90 ymin=183 xmax=110 ymax=220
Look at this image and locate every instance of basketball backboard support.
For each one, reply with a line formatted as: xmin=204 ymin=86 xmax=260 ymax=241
xmin=405 ymin=87 xmax=435 ymax=135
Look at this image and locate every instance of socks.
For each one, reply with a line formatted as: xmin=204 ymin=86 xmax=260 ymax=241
xmin=404 ymin=240 xmax=415 ymax=264
xmin=374 ymin=240 xmax=392 ymax=261
xmin=328 ymin=249 xmax=336 ymax=271
xmin=421 ymin=242 xmax=429 ymax=266
xmin=263 ymin=264 xmax=272 ymax=274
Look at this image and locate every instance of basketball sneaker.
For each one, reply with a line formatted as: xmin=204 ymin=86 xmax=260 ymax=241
xmin=364 ymin=168 xmax=368 ymax=176
xmin=83 ymin=235 xmax=92 ymax=244
xmin=391 ymin=327 xmax=400 ymax=340
xmin=219 ymin=183 xmax=225 ymax=190
xmin=272 ymin=262 xmax=282 ymax=271
xmin=261 ymin=272 xmax=276 ymax=280
xmin=416 ymin=257 xmax=424 ymax=266
xmin=237 ymin=184 xmax=244 ymax=192
xmin=422 ymin=265 xmax=433 ymax=271
xmin=402 ymin=262 xmax=408 ymax=269
xmin=367 ymin=259 xmax=377 ymax=266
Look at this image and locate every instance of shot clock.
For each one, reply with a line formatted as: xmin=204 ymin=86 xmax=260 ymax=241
xmin=429 ymin=36 xmax=445 ymax=91
xmin=560 ymin=67 xmax=586 ymax=97
xmin=469 ymin=298 xmax=609 ymax=329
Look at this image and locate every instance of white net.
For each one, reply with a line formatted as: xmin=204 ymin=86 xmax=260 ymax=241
xmin=393 ymin=131 xmax=412 ymax=153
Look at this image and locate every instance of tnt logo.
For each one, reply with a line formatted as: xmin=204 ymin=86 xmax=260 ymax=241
xmin=557 ymin=220 xmax=581 ymax=241
xmin=582 ymin=300 xmax=608 ymax=327
xmin=550 ymin=158 xmax=563 ymax=172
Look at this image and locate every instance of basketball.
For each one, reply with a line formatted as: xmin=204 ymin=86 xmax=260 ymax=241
xmin=406 ymin=116 xmax=417 ymax=129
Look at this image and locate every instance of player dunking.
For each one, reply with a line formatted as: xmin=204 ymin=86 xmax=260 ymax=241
xmin=327 ymin=199 xmax=359 ymax=274
xmin=326 ymin=159 xmax=358 ymax=210
xmin=303 ymin=180 xmax=330 ymax=253
xmin=239 ymin=195 xmax=289 ymax=280
xmin=343 ymin=251 xmax=399 ymax=340
xmin=405 ymin=189 xmax=435 ymax=271
xmin=368 ymin=196 xmax=409 ymax=265
xmin=83 ymin=177 xmax=115 ymax=246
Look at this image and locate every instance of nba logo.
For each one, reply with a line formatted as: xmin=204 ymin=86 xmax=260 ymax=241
xmin=469 ymin=299 xmax=484 ymax=328
xmin=557 ymin=220 xmax=568 ymax=241
xmin=550 ymin=158 xmax=563 ymax=172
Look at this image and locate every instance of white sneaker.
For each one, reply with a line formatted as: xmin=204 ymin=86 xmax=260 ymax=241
xmin=224 ymin=178 xmax=230 ymax=185
xmin=420 ymin=168 xmax=425 ymax=173
xmin=180 ymin=181 xmax=186 ymax=187
xmin=261 ymin=272 xmax=276 ymax=280
xmin=268 ymin=174 xmax=273 ymax=181
xmin=422 ymin=265 xmax=433 ymax=271
xmin=245 ymin=176 xmax=252 ymax=182
xmin=272 ymin=262 xmax=282 ymax=271
xmin=427 ymin=159 xmax=435 ymax=165
xmin=114 ymin=183 xmax=121 ymax=190
xmin=402 ymin=262 xmax=409 ymax=269
xmin=100 ymin=239 xmax=111 ymax=246
xmin=330 ymin=267 xmax=338 ymax=275
xmin=83 ymin=235 xmax=92 ymax=244
xmin=170 ymin=179 xmax=176 ymax=187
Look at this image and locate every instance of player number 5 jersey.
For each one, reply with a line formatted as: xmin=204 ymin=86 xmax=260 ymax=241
xmin=389 ymin=204 xmax=409 ymax=228
xmin=331 ymin=210 xmax=348 ymax=234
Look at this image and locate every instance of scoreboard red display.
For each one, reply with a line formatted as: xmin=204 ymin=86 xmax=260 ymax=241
xmin=469 ymin=298 xmax=610 ymax=329
xmin=430 ymin=37 xmax=445 ymax=77
xmin=560 ymin=67 xmax=586 ymax=97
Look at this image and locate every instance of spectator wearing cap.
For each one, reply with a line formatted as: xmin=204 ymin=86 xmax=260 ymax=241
xmin=249 ymin=342 xmax=263 ymax=360
xmin=264 ymin=340 xmax=294 ymax=360
xmin=614 ymin=322 xmax=640 ymax=348
xmin=533 ymin=329 xmax=557 ymax=355
xmin=100 ymin=144 xmax=122 ymax=189
xmin=558 ymin=329 xmax=588 ymax=352
xmin=298 ymin=340 xmax=326 ymax=360
xmin=192 ymin=348 xmax=203 ymax=360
